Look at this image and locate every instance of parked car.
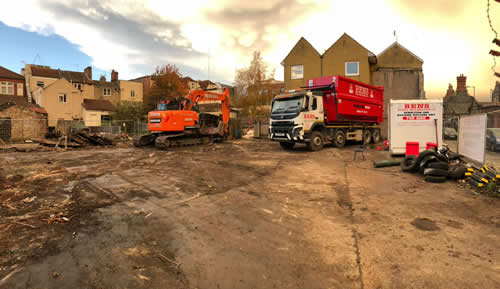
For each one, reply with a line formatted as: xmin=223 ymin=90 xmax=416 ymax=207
xmin=486 ymin=128 xmax=500 ymax=152
xmin=443 ymin=127 xmax=457 ymax=140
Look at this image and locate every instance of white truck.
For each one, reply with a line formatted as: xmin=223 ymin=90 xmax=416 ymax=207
xmin=269 ymin=75 xmax=384 ymax=151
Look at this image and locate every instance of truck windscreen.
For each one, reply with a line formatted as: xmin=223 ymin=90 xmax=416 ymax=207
xmin=272 ymin=97 xmax=304 ymax=114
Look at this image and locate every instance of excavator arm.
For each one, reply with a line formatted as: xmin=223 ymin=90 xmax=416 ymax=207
xmin=183 ymin=88 xmax=231 ymax=133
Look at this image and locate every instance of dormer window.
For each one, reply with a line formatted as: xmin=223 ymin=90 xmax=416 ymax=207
xmin=73 ymin=83 xmax=82 ymax=90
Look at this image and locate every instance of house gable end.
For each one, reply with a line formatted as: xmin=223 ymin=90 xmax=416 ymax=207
xmin=377 ymin=42 xmax=423 ymax=69
xmin=323 ymin=33 xmax=374 ymax=58
xmin=281 ymin=37 xmax=321 ymax=65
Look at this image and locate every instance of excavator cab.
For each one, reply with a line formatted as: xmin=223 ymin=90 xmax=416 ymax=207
xmin=157 ymin=97 xmax=189 ymax=111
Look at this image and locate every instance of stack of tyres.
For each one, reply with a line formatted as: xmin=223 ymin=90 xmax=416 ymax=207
xmin=418 ymin=150 xmax=449 ymax=183
xmin=422 ymin=161 xmax=449 ymax=183
xmin=400 ymin=149 xmax=449 ymax=183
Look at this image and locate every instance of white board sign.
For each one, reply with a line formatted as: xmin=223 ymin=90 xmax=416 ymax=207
xmin=458 ymin=114 xmax=487 ymax=164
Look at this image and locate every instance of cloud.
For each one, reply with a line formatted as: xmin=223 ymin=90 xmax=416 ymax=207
xmin=0 ymin=0 xmax=324 ymax=83
xmin=0 ymin=0 xmax=498 ymax=98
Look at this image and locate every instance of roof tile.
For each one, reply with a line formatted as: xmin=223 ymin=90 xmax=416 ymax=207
xmin=82 ymin=98 xmax=115 ymax=112
xmin=0 ymin=66 xmax=24 ymax=80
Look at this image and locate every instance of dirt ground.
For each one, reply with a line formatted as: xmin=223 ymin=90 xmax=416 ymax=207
xmin=0 ymin=139 xmax=499 ymax=289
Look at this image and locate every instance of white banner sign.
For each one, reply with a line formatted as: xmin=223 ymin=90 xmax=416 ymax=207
xmin=458 ymin=114 xmax=487 ymax=164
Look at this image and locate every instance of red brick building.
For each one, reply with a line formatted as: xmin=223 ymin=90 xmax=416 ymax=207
xmin=0 ymin=66 xmax=26 ymax=98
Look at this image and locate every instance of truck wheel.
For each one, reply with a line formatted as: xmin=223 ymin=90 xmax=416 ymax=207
xmin=371 ymin=129 xmax=381 ymax=143
xmin=308 ymin=131 xmax=324 ymax=151
xmin=363 ymin=130 xmax=372 ymax=145
xmin=279 ymin=142 xmax=295 ymax=150
xmin=334 ymin=130 xmax=346 ymax=148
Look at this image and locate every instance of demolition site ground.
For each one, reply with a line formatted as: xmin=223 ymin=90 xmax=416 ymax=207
xmin=0 ymin=139 xmax=499 ymax=289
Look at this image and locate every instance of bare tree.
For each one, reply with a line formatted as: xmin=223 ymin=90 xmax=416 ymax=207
xmin=234 ymin=51 xmax=276 ymax=117
xmin=234 ymin=51 xmax=268 ymax=98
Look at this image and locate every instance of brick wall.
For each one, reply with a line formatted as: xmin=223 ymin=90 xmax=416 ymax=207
xmin=0 ymin=105 xmax=48 ymax=142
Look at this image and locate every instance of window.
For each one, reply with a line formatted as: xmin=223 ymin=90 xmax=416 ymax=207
xmin=73 ymin=83 xmax=82 ymax=90
xmin=345 ymin=61 xmax=359 ymax=76
xmin=36 ymin=81 xmax=44 ymax=88
xmin=263 ymin=89 xmax=268 ymax=95
xmin=1 ymin=82 xmax=14 ymax=95
xmin=59 ymin=94 xmax=67 ymax=103
xmin=280 ymin=87 xmax=285 ymax=93
xmin=131 ymin=90 xmax=135 ymax=97
xmin=101 ymin=115 xmax=111 ymax=123
xmin=7 ymin=82 xmax=13 ymax=95
xmin=312 ymin=98 xmax=317 ymax=110
xmin=104 ymin=88 xmax=111 ymax=96
xmin=291 ymin=65 xmax=304 ymax=80
xmin=17 ymin=83 xmax=23 ymax=96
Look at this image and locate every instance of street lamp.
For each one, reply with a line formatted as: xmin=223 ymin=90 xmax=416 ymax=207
xmin=466 ymin=85 xmax=475 ymax=97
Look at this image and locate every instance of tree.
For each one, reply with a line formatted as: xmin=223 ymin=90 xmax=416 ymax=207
xmin=145 ymin=64 xmax=188 ymax=110
xmin=110 ymin=101 xmax=150 ymax=134
xmin=112 ymin=101 xmax=148 ymax=121
xmin=234 ymin=51 xmax=268 ymax=99
xmin=234 ymin=51 xmax=275 ymax=117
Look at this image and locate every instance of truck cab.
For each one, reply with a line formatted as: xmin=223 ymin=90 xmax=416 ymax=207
xmin=269 ymin=90 xmax=324 ymax=149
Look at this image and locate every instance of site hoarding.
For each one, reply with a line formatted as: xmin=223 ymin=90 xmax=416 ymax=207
xmin=458 ymin=114 xmax=487 ymax=164
xmin=389 ymin=99 xmax=443 ymax=155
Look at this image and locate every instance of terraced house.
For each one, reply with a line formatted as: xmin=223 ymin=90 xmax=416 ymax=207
xmin=23 ymin=64 xmax=143 ymax=127
xmin=0 ymin=66 xmax=26 ymax=98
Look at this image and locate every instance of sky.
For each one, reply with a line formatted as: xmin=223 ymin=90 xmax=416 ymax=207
xmin=0 ymin=0 xmax=499 ymax=100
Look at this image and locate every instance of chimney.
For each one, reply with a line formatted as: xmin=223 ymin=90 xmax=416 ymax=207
xmin=111 ymin=70 xmax=119 ymax=82
xmin=456 ymin=74 xmax=467 ymax=93
xmin=445 ymin=83 xmax=455 ymax=97
xmin=100 ymin=75 xmax=106 ymax=83
xmin=84 ymin=66 xmax=92 ymax=80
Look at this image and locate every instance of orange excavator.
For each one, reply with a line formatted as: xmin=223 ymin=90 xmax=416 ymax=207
xmin=133 ymin=88 xmax=231 ymax=149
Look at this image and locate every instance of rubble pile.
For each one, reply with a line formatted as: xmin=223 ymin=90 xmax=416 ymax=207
xmin=68 ymin=131 xmax=114 ymax=146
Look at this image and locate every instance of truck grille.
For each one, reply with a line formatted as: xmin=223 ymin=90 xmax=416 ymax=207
xmin=271 ymin=121 xmax=293 ymax=134
xmin=271 ymin=121 xmax=294 ymax=127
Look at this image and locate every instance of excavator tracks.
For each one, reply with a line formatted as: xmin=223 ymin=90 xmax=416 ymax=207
xmin=134 ymin=132 xmax=215 ymax=150
xmin=154 ymin=134 xmax=212 ymax=150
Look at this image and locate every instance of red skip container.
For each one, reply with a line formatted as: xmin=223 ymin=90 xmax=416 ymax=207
xmin=406 ymin=142 xmax=420 ymax=156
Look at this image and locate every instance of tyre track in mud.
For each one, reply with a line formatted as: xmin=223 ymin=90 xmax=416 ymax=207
xmin=341 ymin=161 xmax=365 ymax=289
